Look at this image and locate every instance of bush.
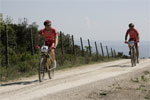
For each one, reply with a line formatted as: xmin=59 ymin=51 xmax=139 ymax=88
xmin=0 ymin=52 xmax=39 ymax=81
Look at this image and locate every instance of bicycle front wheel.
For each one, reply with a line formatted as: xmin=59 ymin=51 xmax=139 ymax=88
xmin=131 ymin=49 xmax=134 ymax=67
xmin=131 ymin=48 xmax=136 ymax=67
xmin=133 ymin=49 xmax=136 ymax=66
xmin=38 ymin=57 xmax=46 ymax=82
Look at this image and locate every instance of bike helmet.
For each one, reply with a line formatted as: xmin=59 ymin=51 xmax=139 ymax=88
xmin=44 ymin=20 xmax=51 ymax=26
xmin=129 ymin=23 xmax=134 ymax=27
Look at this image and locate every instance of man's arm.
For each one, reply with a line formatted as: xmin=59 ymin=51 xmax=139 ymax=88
xmin=137 ymin=33 xmax=139 ymax=42
xmin=125 ymin=30 xmax=129 ymax=41
xmin=55 ymin=35 xmax=58 ymax=48
xmin=136 ymin=30 xmax=139 ymax=42
xmin=51 ymin=35 xmax=58 ymax=49
xmin=54 ymin=30 xmax=58 ymax=48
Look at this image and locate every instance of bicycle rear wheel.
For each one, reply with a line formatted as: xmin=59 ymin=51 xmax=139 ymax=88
xmin=38 ymin=57 xmax=46 ymax=82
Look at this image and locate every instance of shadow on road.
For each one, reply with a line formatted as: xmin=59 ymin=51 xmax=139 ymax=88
xmin=0 ymin=80 xmax=38 ymax=86
xmin=106 ymin=64 xmax=131 ymax=68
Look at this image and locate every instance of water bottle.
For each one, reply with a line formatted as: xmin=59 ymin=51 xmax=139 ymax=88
xmin=47 ymin=58 xmax=50 ymax=66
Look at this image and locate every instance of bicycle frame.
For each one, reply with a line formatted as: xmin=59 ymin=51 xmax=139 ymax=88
xmin=38 ymin=45 xmax=56 ymax=82
xmin=128 ymin=41 xmax=137 ymax=67
xmin=41 ymin=46 xmax=55 ymax=71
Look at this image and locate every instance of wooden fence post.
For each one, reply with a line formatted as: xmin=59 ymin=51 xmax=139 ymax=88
xmin=88 ymin=39 xmax=91 ymax=56
xmin=0 ymin=29 xmax=2 ymax=65
xmin=106 ymin=46 xmax=109 ymax=58
xmin=95 ymin=41 xmax=98 ymax=56
xmin=30 ymin=29 xmax=34 ymax=55
xmin=100 ymin=42 xmax=104 ymax=57
xmin=0 ymin=24 xmax=2 ymax=67
xmin=111 ymin=48 xmax=114 ymax=57
xmin=80 ymin=37 xmax=84 ymax=56
xmin=114 ymin=49 xmax=116 ymax=57
xmin=5 ymin=25 xmax=9 ymax=67
xmin=60 ymin=31 xmax=64 ymax=55
xmin=72 ymin=35 xmax=75 ymax=55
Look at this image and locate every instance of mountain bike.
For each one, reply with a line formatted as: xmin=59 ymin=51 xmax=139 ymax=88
xmin=38 ymin=45 xmax=56 ymax=82
xmin=126 ymin=41 xmax=137 ymax=67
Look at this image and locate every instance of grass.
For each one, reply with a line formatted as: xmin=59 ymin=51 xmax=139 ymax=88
xmin=0 ymin=66 xmax=37 ymax=82
xmin=145 ymin=97 xmax=150 ymax=99
xmin=144 ymin=71 xmax=150 ymax=75
xmin=100 ymin=92 xmax=107 ymax=96
xmin=0 ymin=52 xmax=121 ymax=82
xmin=131 ymin=77 xmax=139 ymax=83
xmin=56 ymin=56 xmax=120 ymax=70
xmin=141 ymin=75 xmax=147 ymax=82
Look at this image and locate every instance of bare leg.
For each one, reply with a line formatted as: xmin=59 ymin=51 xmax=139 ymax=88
xmin=128 ymin=44 xmax=131 ymax=55
xmin=50 ymin=49 xmax=56 ymax=68
xmin=50 ymin=49 xmax=55 ymax=62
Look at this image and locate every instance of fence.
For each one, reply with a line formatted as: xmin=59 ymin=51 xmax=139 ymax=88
xmin=59 ymin=32 xmax=118 ymax=58
xmin=2 ymin=25 xmax=120 ymax=67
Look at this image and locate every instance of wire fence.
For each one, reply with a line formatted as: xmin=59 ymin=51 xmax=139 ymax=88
xmin=58 ymin=31 xmax=119 ymax=58
xmin=1 ymin=25 xmax=123 ymax=67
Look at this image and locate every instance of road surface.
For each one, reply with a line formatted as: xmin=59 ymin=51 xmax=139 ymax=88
xmin=0 ymin=59 xmax=150 ymax=100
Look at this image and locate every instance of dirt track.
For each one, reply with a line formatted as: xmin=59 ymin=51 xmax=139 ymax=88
xmin=0 ymin=59 xmax=150 ymax=100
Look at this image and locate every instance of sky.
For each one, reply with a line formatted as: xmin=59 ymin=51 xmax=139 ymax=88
xmin=0 ymin=0 xmax=150 ymax=41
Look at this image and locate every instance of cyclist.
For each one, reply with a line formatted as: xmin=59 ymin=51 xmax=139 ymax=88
xmin=35 ymin=20 xmax=58 ymax=66
xmin=125 ymin=23 xmax=140 ymax=63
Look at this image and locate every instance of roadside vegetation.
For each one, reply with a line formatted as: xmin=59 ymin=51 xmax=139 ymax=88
xmin=0 ymin=14 xmax=121 ymax=81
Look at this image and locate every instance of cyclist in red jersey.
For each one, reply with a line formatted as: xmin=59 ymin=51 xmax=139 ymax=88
xmin=35 ymin=20 xmax=58 ymax=64
xmin=125 ymin=23 xmax=140 ymax=63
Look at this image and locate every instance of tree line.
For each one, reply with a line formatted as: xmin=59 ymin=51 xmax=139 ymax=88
xmin=0 ymin=13 xmax=120 ymax=81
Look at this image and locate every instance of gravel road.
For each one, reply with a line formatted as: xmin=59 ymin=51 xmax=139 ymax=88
xmin=0 ymin=59 xmax=150 ymax=100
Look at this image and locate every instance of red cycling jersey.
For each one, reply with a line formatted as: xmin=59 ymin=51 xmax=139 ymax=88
xmin=39 ymin=27 xmax=58 ymax=46
xmin=126 ymin=28 xmax=139 ymax=42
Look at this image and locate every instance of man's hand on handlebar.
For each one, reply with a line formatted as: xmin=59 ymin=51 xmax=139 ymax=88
xmin=125 ymin=40 xmax=128 ymax=44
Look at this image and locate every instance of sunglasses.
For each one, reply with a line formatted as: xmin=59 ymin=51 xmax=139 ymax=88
xmin=46 ymin=24 xmax=51 ymax=26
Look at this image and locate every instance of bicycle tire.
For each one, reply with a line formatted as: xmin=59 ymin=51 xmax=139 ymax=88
xmin=38 ymin=57 xmax=46 ymax=82
xmin=133 ymin=49 xmax=136 ymax=66
xmin=131 ymin=48 xmax=134 ymax=67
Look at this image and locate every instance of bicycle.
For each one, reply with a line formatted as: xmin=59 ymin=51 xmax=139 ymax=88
xmin=38 ymin=45 xmax=56 ymax=82
xmin=125 ymin=41 xmax=137 ymax=67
